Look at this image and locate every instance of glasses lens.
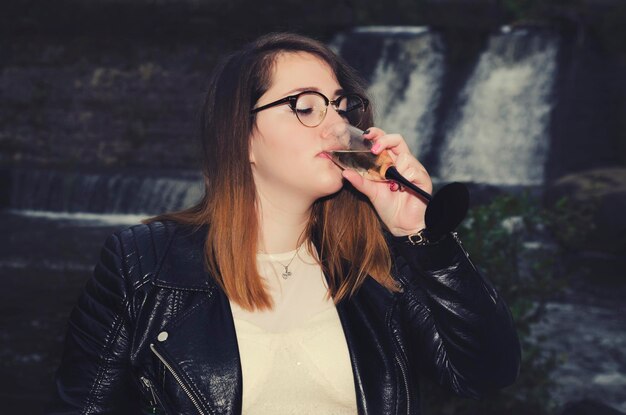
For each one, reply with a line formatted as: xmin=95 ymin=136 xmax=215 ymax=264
xmin=295 ymin=93 xmax=327 ymax=127
xmin=338 ymin=95 xmax=366 ymax=127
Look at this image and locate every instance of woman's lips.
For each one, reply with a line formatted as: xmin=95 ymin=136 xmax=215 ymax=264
xmin=318 ymin=151 xmax=344 ymax=171
xmin=318 ymin=147 xmax=343 ymax=159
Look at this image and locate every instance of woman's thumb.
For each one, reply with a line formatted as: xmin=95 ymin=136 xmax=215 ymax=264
xmin=342 ymin=169 xmax=377 ymax=200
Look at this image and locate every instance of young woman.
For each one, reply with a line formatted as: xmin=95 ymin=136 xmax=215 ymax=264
xmin=46 ymin=32 xmax=521 ymax=414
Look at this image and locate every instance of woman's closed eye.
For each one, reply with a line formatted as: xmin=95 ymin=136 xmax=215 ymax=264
xmin=296 ymin=107 xmax=314 ymax=115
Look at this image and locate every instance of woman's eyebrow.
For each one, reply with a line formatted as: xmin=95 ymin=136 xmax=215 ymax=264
xmin=282 ymin=87 xmax=345 ymax=96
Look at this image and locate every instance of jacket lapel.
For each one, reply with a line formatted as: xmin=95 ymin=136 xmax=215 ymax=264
xmin=151 ymin=223 xmax=242 ymax=414
xmin=313 ymin=228 xmax=397 ymax=415
xmin=150 ymin=291 xmax=242 ymax=415
xmin=331 ymin=268 xmax=398 ymax=415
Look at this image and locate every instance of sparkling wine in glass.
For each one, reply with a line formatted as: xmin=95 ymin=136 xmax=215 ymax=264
xmin=325 ymin=123 xmax=432 ymax=202
xmin=329 ymin=148 xmax=394 ymax=181
xmin=323 ymin=122 xmax=470 ymax=239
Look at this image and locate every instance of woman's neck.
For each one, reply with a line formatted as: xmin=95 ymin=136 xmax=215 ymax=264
xmin=255 ymin=187 xmax=312 ymax=254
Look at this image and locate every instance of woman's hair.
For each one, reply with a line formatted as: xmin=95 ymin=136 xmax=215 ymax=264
xmin=144 ymin=32 xmax=401 ymax=311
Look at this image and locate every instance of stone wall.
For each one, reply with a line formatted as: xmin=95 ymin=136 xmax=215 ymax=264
xmin=1 ymin=36 xmax=221 ymax=169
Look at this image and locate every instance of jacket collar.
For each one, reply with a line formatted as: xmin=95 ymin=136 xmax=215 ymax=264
xmin=150 ymin=222 xmax=333 ymax=293
xmin=152 ymin=223 xmax=215 ymax=292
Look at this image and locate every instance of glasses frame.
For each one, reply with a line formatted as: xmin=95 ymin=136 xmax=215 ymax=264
xmin=250 ymin=90 xmax=370 ymax=128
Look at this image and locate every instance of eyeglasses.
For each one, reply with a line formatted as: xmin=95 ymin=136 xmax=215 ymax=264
xmin=250 ymin=90 xmax=369 ymax=128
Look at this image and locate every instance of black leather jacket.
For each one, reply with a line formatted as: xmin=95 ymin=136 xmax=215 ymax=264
xmin=46 ymin=220 xmax=521 ymax=414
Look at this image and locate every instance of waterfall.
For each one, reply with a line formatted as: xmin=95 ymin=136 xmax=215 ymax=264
xmin=438 ymin=27 xmax=558 ymax=185
xmin=332 ymin=27 xmax=445 ymax=157
xmin=6 ymin=168 xmax=203 ymax=216
xmin=3 ymin=26 xmax=562 ymax=219
xmin=334 ymin=26 xmax=559 ymax=186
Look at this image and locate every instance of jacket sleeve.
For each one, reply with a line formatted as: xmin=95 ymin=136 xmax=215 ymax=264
xmin=45 ymin=232 xmax=138 ymax=414
xmin=388 ymin=231 xmax=521 ymax=399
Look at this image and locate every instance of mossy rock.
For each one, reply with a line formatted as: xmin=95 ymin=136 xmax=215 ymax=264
xmin=543 ymin=167 xmax=626 ymax=254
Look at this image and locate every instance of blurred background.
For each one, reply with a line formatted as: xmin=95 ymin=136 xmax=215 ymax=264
xmin=1 ymin=0 xmax=625 ymax=414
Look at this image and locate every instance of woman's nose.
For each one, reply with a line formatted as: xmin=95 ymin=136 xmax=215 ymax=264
xmin=320 ymin=121 xmax=350 ymax=147
xmin=320 ymin=104 xmax=345 ymax=129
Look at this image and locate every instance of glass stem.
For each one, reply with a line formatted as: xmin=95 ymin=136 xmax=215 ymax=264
xmin=384 ymin=166 xmax=433 ymax=203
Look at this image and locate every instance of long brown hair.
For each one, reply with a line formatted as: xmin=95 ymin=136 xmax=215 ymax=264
xmin=144 ymin=32 xmax=401 ymax=311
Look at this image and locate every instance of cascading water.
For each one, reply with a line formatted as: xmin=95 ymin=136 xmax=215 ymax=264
xmin=333 ymin=26 xmax=559 ymax=187
xmin=4 ymin=168 xmax=203 ymax=222
xmin=3 ymin=25 xmax=559 ymax=219
xmin=438 ymin=27 xmax=558 ymax=185
xmin=332 ymin=27 xmax=445 ymax=158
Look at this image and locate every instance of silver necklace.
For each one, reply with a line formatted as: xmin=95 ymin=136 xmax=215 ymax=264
xmin=267 ymin=244 xmax=303 ymax=279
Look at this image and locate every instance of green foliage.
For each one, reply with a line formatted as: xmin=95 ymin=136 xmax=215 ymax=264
xmin=542 ymin=195 xmax=598 ymax=252
xmin=420 ymin=190 xmax=569 ymax=415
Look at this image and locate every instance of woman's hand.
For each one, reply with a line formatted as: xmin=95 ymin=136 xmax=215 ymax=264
xmin=341 ymin=127 xmax=432 ymax=236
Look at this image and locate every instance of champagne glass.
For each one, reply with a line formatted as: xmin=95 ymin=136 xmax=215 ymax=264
xmin=324 ymin=122 xmax=470 ymax=239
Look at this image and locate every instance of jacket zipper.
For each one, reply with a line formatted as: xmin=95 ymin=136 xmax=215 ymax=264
xmin=451 ymin=231 xmax=477 ymax=272
xmin=149 ymin=343 xmax=208 ymax=415
xmin=394 ymin=352 xmax=411 ymax=414
xmin=389 ymin=303 xmax=411 ymax=414
xmin=450 ymin=231 xmax=499 ymax=304
xmin=140 ymin=375 xmax=165 ymax=414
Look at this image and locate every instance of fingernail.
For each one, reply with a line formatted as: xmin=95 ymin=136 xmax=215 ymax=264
xmin=371 ymin=143 xmax=380 ymax=153
xmin=363 ymin=129 xmax=370 ymax=135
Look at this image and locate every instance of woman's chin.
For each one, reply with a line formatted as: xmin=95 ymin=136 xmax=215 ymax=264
xmin=311 ymin=173 xmax=344 ymax=198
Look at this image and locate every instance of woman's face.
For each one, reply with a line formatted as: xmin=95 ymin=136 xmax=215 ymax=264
xmin=249 ymin=52 xmax=347 ymax=203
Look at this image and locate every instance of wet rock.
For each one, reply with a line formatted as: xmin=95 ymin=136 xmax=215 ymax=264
xmin=560 ymin=399 xmax=625 ymax=415
xmin=543 ymin=167 xmax=626 ymax=254
xmin=530 ymin=300 xmax=626 ymax=413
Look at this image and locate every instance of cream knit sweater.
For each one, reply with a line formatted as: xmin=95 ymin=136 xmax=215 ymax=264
xmin=228 ymin=243 xmax=358 ymax=414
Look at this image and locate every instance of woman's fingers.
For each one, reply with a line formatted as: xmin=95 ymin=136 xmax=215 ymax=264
xmin=395 ymin=153 xmax=414 ymax=172
xmin=362 ymin=127 xmax=386 ymax=140
xmin=365 ymin=131 xmax=411 ymax=156
xmin=363 ymin=128 xmax=411 ymax=167
xmin=362 ymin=127 xmax=432 ymax=194
xmin=394 ymin=153 xmax=433 ymax=195
xmin=389 ymin=182 xmax=402 ymax=192
xmin=341 ymin=169 xmax=379 ymax=200
xmin=358 ymin=126 xmax=433 ymax=199
xmin=395 ymin=153 xmax=429 ymax=182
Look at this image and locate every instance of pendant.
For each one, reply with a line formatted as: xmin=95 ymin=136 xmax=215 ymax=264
xmin=282 ymin=266 xmax=291 ymax=279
